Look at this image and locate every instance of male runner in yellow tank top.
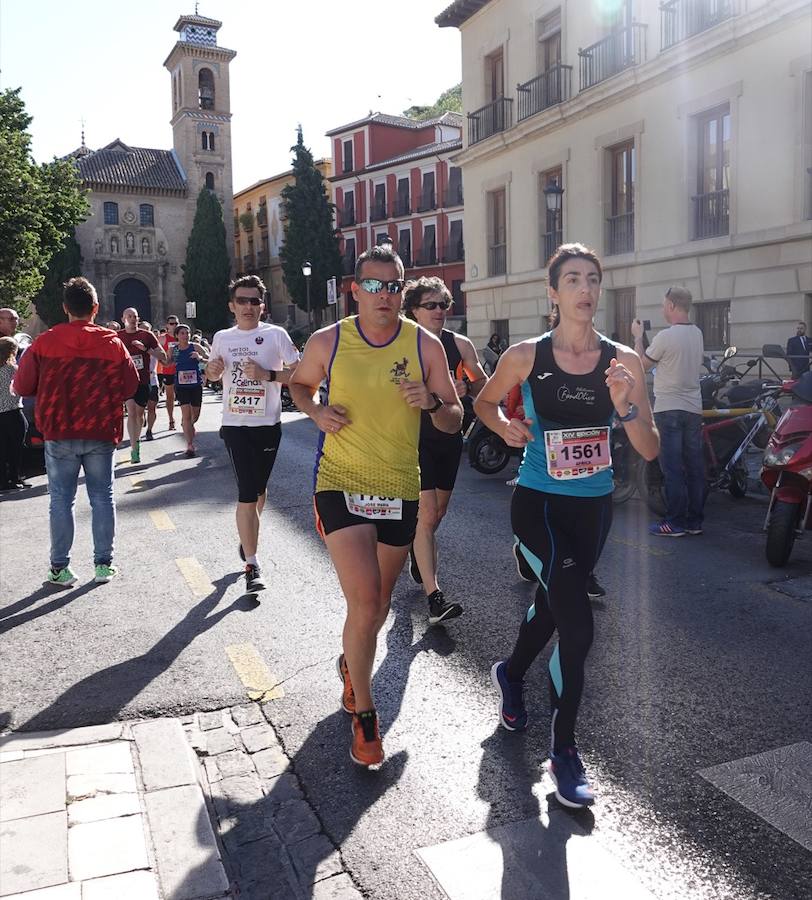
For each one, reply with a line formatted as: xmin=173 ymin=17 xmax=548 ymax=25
xmin=290 ymin=245 xmax=462 ymax=767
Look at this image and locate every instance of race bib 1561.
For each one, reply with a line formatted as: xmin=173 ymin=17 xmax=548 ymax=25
xmin=545 ymin=426 xmax=611 ymax=480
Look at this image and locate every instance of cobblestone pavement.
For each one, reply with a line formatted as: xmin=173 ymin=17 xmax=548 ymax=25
xmin=182 ymin=704 xmax=362 ymax=900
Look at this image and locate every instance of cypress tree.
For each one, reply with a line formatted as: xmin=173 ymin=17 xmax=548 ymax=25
xmin=32 ymin=231 xmax=82 ymax=326
xmin=279 ymin=128 xmax=342 ymax=331
xmin=182 ymin=187 xmax=231 ymax=334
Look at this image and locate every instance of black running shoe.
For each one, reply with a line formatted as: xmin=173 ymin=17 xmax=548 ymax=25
xmin=586 ymin=572 xmax=606 ymax=599
xmin=513 ymin=542 xmax=535 ymax=582
xmin=244 ymin=564 xmax=266 ymax=594
xmin=427 ymin=590 xmax=463 ymax=625
xmin=409 ymin=547 xmax=422 ymax=585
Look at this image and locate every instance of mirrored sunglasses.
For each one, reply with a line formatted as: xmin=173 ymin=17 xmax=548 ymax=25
xmin=417 ymin=300 xmax=452 ymax=311
xmin=358 ymin=278 xmax=404 ymax=295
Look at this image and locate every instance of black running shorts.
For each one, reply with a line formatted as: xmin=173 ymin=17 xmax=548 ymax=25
xmin=220 ymin=424 xmax=282 ymax=503
xmin=148 ymin=385 xmax=159 ymax=404
xmin=314 ymin=491 xmax=418 ymax=547
xmin=419 ymin=433 xmax=463 ymax=492
xmin=130 ymin=384 xmax=150 ymax=408
xmin=158 ymin=373 xmax=175 ymax=387
xmin=176 ymin=385 xmax=203 ymax=407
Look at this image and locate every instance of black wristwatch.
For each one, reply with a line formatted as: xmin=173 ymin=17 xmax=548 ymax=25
xmin=426 ymin=392 xmax=444 ymax=413
xmin=266 ymin=370 xmax=277 ymax=382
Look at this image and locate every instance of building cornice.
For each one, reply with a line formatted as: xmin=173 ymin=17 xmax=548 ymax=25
xmin=83 ymin=182 xmax=187 ymax=198
xmin=170 ymin=109 xmax=233 ymax=126
xmin=163 ymin=42 xmax=236 ymax=69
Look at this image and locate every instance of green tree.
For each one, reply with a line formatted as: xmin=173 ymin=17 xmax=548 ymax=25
xmin=33 ymin=231 xmax=82 ymax=326
xmin=182 ymin=187 xmax=231 ymax=334
xmin=403 ymin=83 xmax=462 ymax=121
xmin=0 ymin=88 xmax=89 ymax=315
xmin=279 ymin=128 xmax=342 ymax=332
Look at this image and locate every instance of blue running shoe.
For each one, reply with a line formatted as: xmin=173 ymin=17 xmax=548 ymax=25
xmin=490 ymin=661 xmax=528 ymax=731
xmin=549 ymin=746 xmax=595 ymax=808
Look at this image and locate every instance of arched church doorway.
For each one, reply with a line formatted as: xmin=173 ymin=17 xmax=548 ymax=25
xmin=114 ymin=278 xmax=151 ymax=323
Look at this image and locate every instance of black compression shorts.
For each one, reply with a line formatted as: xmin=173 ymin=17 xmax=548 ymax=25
xmin=158 ymin=373 xmax=175 ymax=387
xmin=419 ymin=433 xmax=463 ymax=492
xmin=220 ymin=423 xmax=282 ymax=503
xmin=130 ymin=384 xmax=150 ymax=408
xmin=176 ymin=385 xmax=203 ymax=407
xmin=148 ymin=385 xmax=159 ymax=404
xmin=314 ymin=491 xmax=418 ymax=547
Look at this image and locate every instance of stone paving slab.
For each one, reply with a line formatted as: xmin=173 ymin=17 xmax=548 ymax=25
xmin=0 ymin=725 xmax=123 ymax=753
xmin=0 ymin=810 xmax=67 ymax=896
xmin=0 ymin=753 xmax=66 ymax=821
xmin=3 ymin=885 xmax=81 ymax=900
xmin=67 ymin=814 xmax=150 ymax=881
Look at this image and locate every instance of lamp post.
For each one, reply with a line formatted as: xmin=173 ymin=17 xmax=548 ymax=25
xmin=302 ymin=260 xmax=312 ymax=333
xmin=542 ymin=180 xmax=564 ymax=265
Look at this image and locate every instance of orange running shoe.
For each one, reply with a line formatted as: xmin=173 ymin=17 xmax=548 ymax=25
xmin=350 ymin=710 xmax=383 ymax=767
xmin=336 ymin=654 xmax=356 ymax=714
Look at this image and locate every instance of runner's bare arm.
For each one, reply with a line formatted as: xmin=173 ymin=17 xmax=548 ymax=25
xmin=473 ymin=342 xmax=536 ymax=448
xmin=399 ymin=331 xmax=462 ymax=434
xmin=455 ymin=333 xmax=488 ymax=397
xmin=289 ymin=328 xmax=349 ymax=432
xmin=149 ymin=343 xmax=168 ymax=363
xmin=607 ymin=347 xmax=660 ymax=461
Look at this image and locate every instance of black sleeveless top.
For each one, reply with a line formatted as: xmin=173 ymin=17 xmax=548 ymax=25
xmin=421 ymin=329 xmax=462 ymax=442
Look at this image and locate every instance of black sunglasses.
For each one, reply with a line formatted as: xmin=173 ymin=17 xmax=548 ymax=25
xmin=358 ymin=278 xmax=404 ymax=295
xmin=233 ymin=296 xmax=262 ymax=306
xmin=417 ymin=300 xmax=452 ymax=311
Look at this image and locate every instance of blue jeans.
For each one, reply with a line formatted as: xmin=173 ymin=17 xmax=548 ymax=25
xmin=654 ymin=410 xmax=705 ymax=528
xmin=45 ymin=440 xmax=116 ymax=569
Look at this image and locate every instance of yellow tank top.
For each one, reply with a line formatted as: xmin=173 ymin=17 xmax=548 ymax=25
xmin=314 ymin=316 xmax=423 ymax=500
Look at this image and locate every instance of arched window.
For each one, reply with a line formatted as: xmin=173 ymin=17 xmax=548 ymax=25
xmin=201 ymin=132 xmax=208 ymax=150
xmin=139 ymin=204 xmax=154 ymax=226
xmin=103 ymin=201 xmax=119 ymax=225
xmin=205 ymin=172 xmax=215 ymax=190
xmin=142 ymin=237 xmax=151 ymax=255
xmin=209 ymin=132 xmax=215 ymax=151
xmin=198 ymin=68 xmax=215 ymax=110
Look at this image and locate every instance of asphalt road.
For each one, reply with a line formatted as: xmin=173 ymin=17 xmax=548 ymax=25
xmin=2 ymin=392 xmax=811 ymax=900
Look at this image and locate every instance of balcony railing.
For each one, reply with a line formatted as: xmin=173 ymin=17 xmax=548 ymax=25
xmin=394 ymin=198 xmax=411 ymax=216
xmin=579 ymin=24 xmax=647 ymax=91
xmin=692 ymin=189 xmax=729 ymax=239
xmin=416 ymin=250 xmax=437 ymax=267
xmin=339 ymin=210 xmax=355 ymax=228
xmin=341 ymin=255 xmax=355 ymax=276
xmin=443 ymin=186 xmax=464 ymax=207
xmin=371 ymin=203 xmax=388 ymax=222
xmin=541 ymin=229 xmax=563 ymax=268
xmin=488 ymin=243 xmax=507 ymax=276
xmin=468 ymin=97 xmax=513 ymax=146
xmin=256 ymin=249 xmax=269 ymax=267
xmin=443 ymin=244 xmax=465 ymax=263
xmin=517 ymin=64 xmax=573 ymax=121
xmin=399 ymin=251 xmax=412 ymax=268
xmin=256 ymin=207 xmax=268 ymax=227
xmin=660 ymin=0 xmax=736 ymax=51
xmin=606 ymin=212 xmax=635 ymax=255
xmin=417 ymin=193 xmax=437 ymax=213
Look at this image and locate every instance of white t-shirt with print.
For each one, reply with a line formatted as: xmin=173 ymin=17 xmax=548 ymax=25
xmin=210 ymin=323 xmax=299 ymax=427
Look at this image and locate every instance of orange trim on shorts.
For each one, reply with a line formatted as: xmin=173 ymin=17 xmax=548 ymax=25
xmin=314 ymin=496 xmax=326 ymax=541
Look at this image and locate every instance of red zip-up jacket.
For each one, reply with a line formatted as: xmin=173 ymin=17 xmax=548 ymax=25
xmin=13 ymin=320 xmax=139 ymax=444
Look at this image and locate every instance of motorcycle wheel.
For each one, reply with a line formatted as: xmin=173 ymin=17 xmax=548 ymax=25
xmin=728 ymin=463 xmax=748 ymax=498
xmin=468 ymin=431 xmax=510 ymax=474
xmin=765 ymin=500 xmax=798 ymax=567
xmin=611 ymin=439 xmax=638 ymax=504
xmin=636 ymin=457 xmax=667 ymax=517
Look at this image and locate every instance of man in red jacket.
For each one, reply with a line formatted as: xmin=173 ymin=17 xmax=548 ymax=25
xmin=14 ymin=277 xmax=139 ymax=587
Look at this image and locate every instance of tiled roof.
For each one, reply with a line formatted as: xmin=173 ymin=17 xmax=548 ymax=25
xmin=73 ymin=140 xmax=186 ymax=193
xmin=326 ymin=110 xmax=463 ymax=136
xmin=435 ymin=0 xmax=493 ymax=28
xmin=365 ymin=138 xmax=463 ymax=172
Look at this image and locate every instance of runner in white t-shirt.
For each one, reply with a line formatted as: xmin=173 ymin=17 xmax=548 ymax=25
xmin=205 ymin=275 xmax=300 ymax=595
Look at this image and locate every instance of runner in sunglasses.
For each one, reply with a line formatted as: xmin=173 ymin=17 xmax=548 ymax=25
xmin=205 ymin=275 xmax=300 ymax=595
xmin=289 ymin=245 xmax=462 ymax=767
xmin=402 ymin=276 xmax=487 ymax=623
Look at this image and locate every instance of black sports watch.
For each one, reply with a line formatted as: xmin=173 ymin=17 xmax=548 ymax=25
xmin=426 ymin=392 xmax=444 ymax=413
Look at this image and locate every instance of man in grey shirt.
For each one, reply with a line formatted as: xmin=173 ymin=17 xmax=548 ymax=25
xmin=632 ymin=287 xmax=705 ymax=537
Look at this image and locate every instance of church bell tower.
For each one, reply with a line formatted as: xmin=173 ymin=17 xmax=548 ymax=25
xmin=164 ymin=12 xmax=236 ymax=271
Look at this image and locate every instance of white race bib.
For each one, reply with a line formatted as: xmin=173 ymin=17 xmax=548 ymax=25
xmin=177 ymin=369 xmax=197 ymax=385
xmin=545 ymin=426 xmax=611 ymax=480
xmin=344 ymin=494 xmax=403 ymax=520
xmin=131 ymin=355 xmax=144 ymax=370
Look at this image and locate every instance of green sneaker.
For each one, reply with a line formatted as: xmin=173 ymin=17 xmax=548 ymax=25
xmin=94 ymin=564 xmax=118 ymax=584
xmin=47 ymin=566 xmax=78 ymax=588
xmin=130 ymin=442 xmax=140 ymax=464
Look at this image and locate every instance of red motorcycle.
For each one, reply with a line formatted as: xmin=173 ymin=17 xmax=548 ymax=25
xmin=761 ymin=372 xmax=812 ymax=566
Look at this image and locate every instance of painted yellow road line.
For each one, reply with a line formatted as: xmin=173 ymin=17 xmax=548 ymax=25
xmin=226 ymin=643 xmax=284 ymax=702
xmin=149 ymin=510 xmax=175 ymax=531
xmin=608 ymin=535 xmax=671 ymax=558
xmin=175 ymin=557 xmax=214 ymax=598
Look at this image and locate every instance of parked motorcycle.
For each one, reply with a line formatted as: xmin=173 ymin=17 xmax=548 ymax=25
xmin=467 ymin=418 xmax=523 ymax=475
xmin=610 ymin=418 xmax=639 ymax=503
xmin=761 ymin=372 xmax=812 ymax=567
xmin=281 ymin=385 xmax=296 ymax=412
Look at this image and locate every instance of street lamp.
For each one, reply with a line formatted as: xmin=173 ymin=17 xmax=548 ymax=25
xmin=542 ymin=181 xmax=564 ymax=264
xmin=302 ymin=260 xmax=312 ymax=332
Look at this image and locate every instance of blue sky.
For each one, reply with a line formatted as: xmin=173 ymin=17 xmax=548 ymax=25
xmin=0 ymin=0 xmax=463 ymax=190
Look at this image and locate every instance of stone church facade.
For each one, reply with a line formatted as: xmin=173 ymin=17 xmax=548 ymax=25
xmin=70 ymin=13 xmax=236 ymax=326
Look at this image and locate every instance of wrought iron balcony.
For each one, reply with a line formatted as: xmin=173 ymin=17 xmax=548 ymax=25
xmin=416 ymin=250 xmax=437 ymax=267
xmin=394 ymin=198 xmax=411 ymax=217
xmin=488 ymin=243 xmax=507 ymax=276
xmin=443 ymin=244 xmax=465 ymax=263
xmin=661 ymin=0 xmax=736 ymax=51
xmin=417 ymin=194 xmax=437 ymax=213
xmin=370 ymin=203 xmax=388 ymax=222
xmin=517 ymin=64 xmax=573 ymax=121
xmin=399 ymin=251 xmax=412 ymax=268
xmin=341 ymin=255 xmax=355 ymax=276
xmin=339 ymin=210 xmax=356 ymax=228
xmin=606 ymin=212 xmax=635 ymax=255
xmin=256 ymin=207 xmax=267 ymax=227
xmin=468 ymin=97 xmax=513 ymax=146
xmin=443 ymin=186 xmax=464 ymax=207
xmin=692 ymin=189 xmax=729 ymax=239
xmin=579 ymin=24 xmax=647 ymax=91
xmin=541 ymin=229 xmax=563 ymax=268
